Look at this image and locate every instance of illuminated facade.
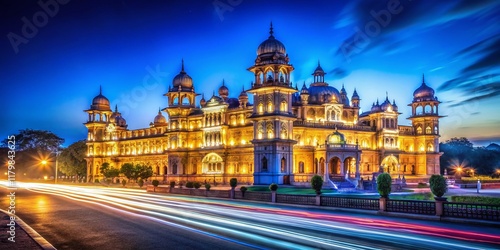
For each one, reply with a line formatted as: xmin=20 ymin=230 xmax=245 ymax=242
xmin=84 ymin=24 xmax=442 ymax=186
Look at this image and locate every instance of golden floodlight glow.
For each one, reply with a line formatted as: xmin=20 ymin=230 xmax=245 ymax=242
xmin=41 ymin=160 xmax=48 ymax=165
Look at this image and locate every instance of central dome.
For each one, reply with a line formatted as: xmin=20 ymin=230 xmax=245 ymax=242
xmin=307 ymin=85 xmax=342 ymax=104
xmin=91 ymin=86 xmax=111 ymax=111
xmin=172 ymin=60 xmax=193 ymax=89
xmin=413 ymin=75 xmax=435 ymax=101
xmin=257 ymin=23 xmax=286 ymax=56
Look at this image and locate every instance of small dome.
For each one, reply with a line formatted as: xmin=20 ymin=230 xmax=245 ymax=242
xmin=154 ymin=109 xmax=167 ymax=124
xmin=172 ymin=60 xmax=193 ymax=89
xmin=239 ymin=86 xmax=248 ymax=98
xmin=206 ymin=94 xmax=224 ymax=107
xmin=327 ymin=129 xmax=346 ymax=144
xmin=218 ymin=80 xmax=229 ymax=97
xmin=116 ymin=116 xmax=127 ymax=127
xmin=257 ymin=23 xmax=286 ymax=56
xmin=413 ymin=75 xmax=435 ymax=101
xmin=110 ymin=105 xmax=120 ymax=122
xmin=308 ymin=85 xmax=341 ymax=104
xmin=91 ymin=86 xmax=111 ymax=110
xmin=380 ymin=98 xmax=393 ymax=111
xmin=371 ymin=100 xmax=381 ymax=112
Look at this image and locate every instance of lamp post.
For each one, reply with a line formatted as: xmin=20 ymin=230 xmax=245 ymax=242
xmin=41 ymin=150 xmax=59 ymax=184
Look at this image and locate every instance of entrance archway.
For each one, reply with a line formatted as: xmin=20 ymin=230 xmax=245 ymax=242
xmin=329 ymin=157 xmax=341 ymax=175
xmin=343 ymin=157 xmax=356 ymax=178
xmin=381 ymin=155 xmax=398 ymax=173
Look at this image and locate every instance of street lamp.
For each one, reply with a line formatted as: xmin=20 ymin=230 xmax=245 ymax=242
xmin=41 ymin=151 xmax=59 ymax=184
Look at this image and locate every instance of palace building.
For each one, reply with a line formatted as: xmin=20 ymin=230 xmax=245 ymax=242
xmin=84 ymin=24 xmax=443 ymax=187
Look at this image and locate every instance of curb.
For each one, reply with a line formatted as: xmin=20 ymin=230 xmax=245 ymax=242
xmin=0 ymin=209 xmax=56 ymax=250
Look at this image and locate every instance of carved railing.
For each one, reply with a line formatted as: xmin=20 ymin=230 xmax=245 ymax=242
xmin=293 ymin=121 xmax=373 ymax=131
xmin=238 ymin=192 xmax=272 ymax=202
xmin=320 ymin=196 xmax=379 ymax=210
xmin=443 ymin=202 xmax=500 ymax=221
xmin=387 ymin=199 xmax=435 ymax=215
xmin=277 ymin=194 xmax=316 ymax=206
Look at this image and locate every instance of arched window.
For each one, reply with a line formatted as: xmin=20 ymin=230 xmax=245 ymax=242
xmin=182 ymin=96 xmax=190 ymax=105
xmin=281 ymin=157 xmax=286 ymax=172
xmin=280 ymin=101 xmax=287 ymax=112
xmin=156 ymin=166 xmax=160 ymax=175
xmin=427 ymin=143 xmax=434 ymax=152
xmin=434 ymin=126 xmax=438 ymax=134
xmin=416 ymin=126 xmax=422 ymax=134
xmin=267 ymin=102 xmax=273 ymax=113
xmin=173 ymin=96 xmax=179 ymax=105
xmin=258 ymin=103 xmax=264 ymax=114
xmin=262 ymin=156 xmax=268 ymax=171
xmin=425 ymin=126 xmax=431 ymax=134
xmin=202 ymin=153 xmax=224 ymax=173
xmin=163 ymin=166 xmax=167 ymax=175
xmin=298 ymin=161 xmax=304 ymax=173
xmin=172 ymin=163 xmax=177 ymax=174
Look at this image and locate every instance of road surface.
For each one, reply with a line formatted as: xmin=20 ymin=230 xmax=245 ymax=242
xmin=1 ymin=182 xmax=499 ymax=250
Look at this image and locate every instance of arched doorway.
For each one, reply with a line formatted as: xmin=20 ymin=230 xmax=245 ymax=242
xmin=314 ymin=158 xmax=318 ymax=174
xmin=329 ymin=157 xmax=341 ymax=175
xmin=343 ymin=157 xmax=356 ymax=178
xmin=381 ymin=155 xmax=398 ymax=173
xmin=202 ymin=153 xmax=224 ymax=173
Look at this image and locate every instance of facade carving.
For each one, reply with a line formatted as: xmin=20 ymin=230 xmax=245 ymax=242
xmin=84 ymin=24 xmax=442 ymax=185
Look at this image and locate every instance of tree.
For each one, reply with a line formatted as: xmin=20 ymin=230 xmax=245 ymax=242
xmin=269 ymin=183 xmax=278 ymax=191
xmin=2 ymin=129 xmax=64 ymax=152
xmin=137 ymin=164 xmax=153 ymax=181
xmin=1 ymin=129 xmax=65 ymax=179
xmin=429 ymin=174 xmax=448 ymax=198
xmin=100 ymin=162 xmax=120 ymax=182
xmin=377 ymin=173 xmax=392 ymax=198
xmin=440 ymin=137 xmax=500 ymax=175
xmin=58 ymin=140 xmax=87 ymax=181
xmin=311 ymin=175 xmax=323 ymax=194
xmin=120 ymin=163 xmax=135 ymax=180
xmin=230 ymin=178 xmax=238 ymax=189
xmin=152 ymin=180 xmax=160 ymax=191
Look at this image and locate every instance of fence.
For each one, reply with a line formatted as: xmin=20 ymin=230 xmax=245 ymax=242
xmin=321 ymin=196 xmax=379 ymax=210
xmin=443 ymin=202 xmax=500 ymax=220
xmin=277 ymin=194 xmax=316 ymax=205
xmin=147 ymin=186 xmax=499 ymax=222
xmin=387 ymin=199 xmax=436 ymax=215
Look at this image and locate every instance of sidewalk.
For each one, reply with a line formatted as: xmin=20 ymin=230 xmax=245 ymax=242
xmin=0 ymin=210 xmax=55 ymax=250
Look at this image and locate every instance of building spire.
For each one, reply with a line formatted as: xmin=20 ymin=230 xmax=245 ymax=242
xmin=181 ymin=58 xmax=185 ymax=72
xmin=158 ymin=107 xmax=161 ymax=113
xmin=99 ymin=85 xmax=102 ymax=95
xmin=115 ymin=104 xmax=118 ymax=112
xmin=422 ymin=73 xmax=425 ymax=84
xmin=386 ymin=91 xmax=389 ymax=100
xmin=318 ymin=60 xmax=320 ymax=67
xmin=269 ymin=21 xmax=274 ymax=37
xmin=222 ymin=79 xmax=225 ymax=86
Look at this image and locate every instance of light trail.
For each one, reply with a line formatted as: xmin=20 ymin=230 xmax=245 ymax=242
xmin=2 ymin=182 xmax=499 ymax=249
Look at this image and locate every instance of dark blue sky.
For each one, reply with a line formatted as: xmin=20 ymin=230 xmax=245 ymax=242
xmin=1 ymin=0 xmax=499 ymax=146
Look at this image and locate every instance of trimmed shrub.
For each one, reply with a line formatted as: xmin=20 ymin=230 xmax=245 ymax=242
xmin=170 ymin=181 xmax=176 ymax=188
xmin=311 ymin=175 xmax=323 ymax=194
xmin=269 ymin=183 xmax=278 ymax=191
xmin=194 ymin=182 xmax=201 ymax=189
xmin=121 ymin=179 xmax=127 ymax=187
xmin=138 ymin=179 xmax=144 ymax=188
xmin=230 ymin=178 xmax=238 ymax=189
xmin=185 ymin=181 xmax=194 ymax=188
xmin=429 ymin=174 xmax=448 ymax=198
xmin=152 ymin=180 xmax=159 ymax=187
xmin=205 ymin=183 xmax=211 ymax=191
xmin=240 ymin=186 xmax=247 ymax=196
xmin=377 ymin=173 xmax=392 ymax=198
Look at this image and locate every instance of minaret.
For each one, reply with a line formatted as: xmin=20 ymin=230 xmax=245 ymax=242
xmin=247 ymin=23 xmax=297 ymax=185
xmin=408 ymin=74 xmax=443 ymax=175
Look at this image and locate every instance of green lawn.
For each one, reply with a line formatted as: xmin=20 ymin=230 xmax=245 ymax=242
xmin=247 ymin=186 xmax=337 ymax=195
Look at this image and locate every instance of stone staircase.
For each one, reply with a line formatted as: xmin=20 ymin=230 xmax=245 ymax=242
xmin=330 ymin=175 xmax=357 ymax=192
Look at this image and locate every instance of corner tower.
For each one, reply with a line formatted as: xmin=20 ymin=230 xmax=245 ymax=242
xmin=247 ymin=23 xmax=297 ymax=185
xmin=408 ymin=75 xmax=443 ymax=175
